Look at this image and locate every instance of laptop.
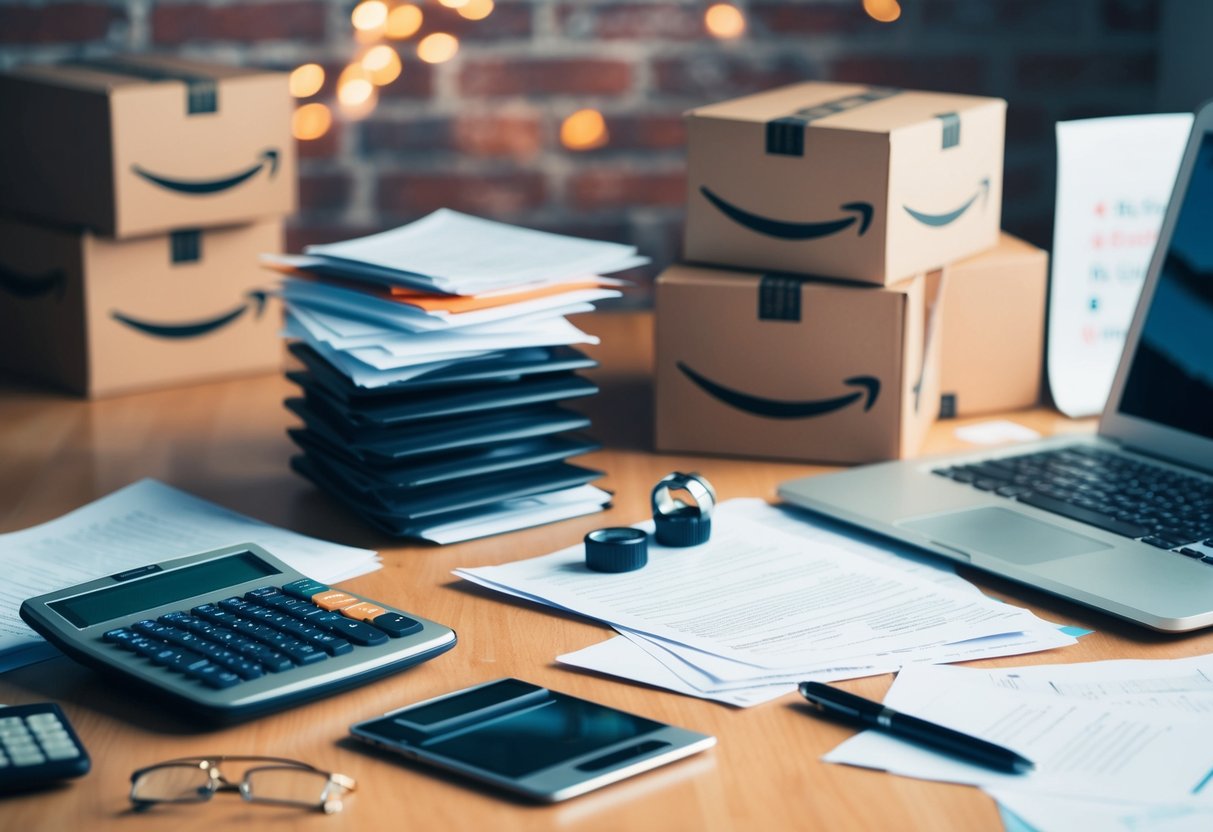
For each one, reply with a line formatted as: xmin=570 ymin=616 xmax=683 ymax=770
xmin=779 ymin=101 xmax=1213 ymax=632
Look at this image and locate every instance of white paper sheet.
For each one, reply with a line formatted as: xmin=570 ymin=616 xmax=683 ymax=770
xmin=456 ymin=512 xmax=1047 ymax=671
xmin=824 ymin=664 xmax=1213 ymax=803
xmin=418 ymin=485 xmax=612 ymax=544
xmin=282 ymin=277 xmax=621 ymax=332
xmin=954 ymin=420 xmax=1041 ymax=446
xmin=1048 ymin=114 xmax=1192 ymax=417
xmin=0 ymin=479 xmax=380 ymax=672
xmin=306 ymin=209 xmax=644 ymax=292
xmin=991 ymin=788 xmax=1213 ymax=832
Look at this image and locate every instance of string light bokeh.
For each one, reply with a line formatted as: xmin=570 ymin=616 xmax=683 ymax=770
xmin=290 ymin=1 xmax=903 ymax=145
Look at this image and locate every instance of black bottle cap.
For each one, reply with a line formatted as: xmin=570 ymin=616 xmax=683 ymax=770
xmin=585 ymin=527 xmax=649 ymax=573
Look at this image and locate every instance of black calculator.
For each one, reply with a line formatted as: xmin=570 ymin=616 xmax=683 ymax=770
xmin=0 ymin=703 xmax=90 ymax=791
xmin=19 ymin=543 xmax=456 ymax=723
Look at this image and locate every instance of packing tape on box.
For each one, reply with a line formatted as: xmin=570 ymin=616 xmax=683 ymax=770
xmin=765 ymin=86 xmax=901 ymax=157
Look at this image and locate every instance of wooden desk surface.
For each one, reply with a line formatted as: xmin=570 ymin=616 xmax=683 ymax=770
xmin=2 ymin=310 xmax=1210 ymax=831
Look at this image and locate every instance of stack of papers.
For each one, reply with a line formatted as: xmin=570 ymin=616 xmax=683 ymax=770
xmin=455 ymin=500 xmax=1080 ymax=706
xmin=265 ymin=210 xmax=643 ymax=543
xmin=0 ymin=479 xmax=380 ymax=673
xmin=824 ymin=656 xmax=1213 ymax=830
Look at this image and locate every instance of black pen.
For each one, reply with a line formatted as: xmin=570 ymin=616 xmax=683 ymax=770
xmin=798 ymin=681 xmax=1035 ymax=775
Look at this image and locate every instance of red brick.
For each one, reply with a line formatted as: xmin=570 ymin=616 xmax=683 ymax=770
xmin=1016 ymin=52 xmax=1155 ymax=90
xmin=460 ymin=58 xmax=633 ymax=97
xmin=375 ymin=60 xmax=435 ymax=100
xmin=415 ymin=1 xmax=533 ymax=41
xmin=572 ymin=114 xmax=687 ymax=154
xmin=0 ymin=2 xmax=125 ymax=44
xmin=558 ymin=3 xmax=705 ymax=40
xmin=299 ymin=171 xmax=354 ymax=214
xmin=286 ymin=221 xmax=384 ymax=253
xmin=152 ymin=1 xmax=327 ymax=45
xmin=1102 ymin=0 xmax=1158 ymax=32
xmin=296 ymin=127 xmax=341 ymax=161
xmin=828 ymin=55 xmax=989 ymax=95
xmin=361 ymin=114 xmax=542 ymax=159
xmin=652 ymin=55 xmax=809 ymax=98
xmin=376 ymin=171 xmax=547 ymax=218
xmin=749 ymin=2 xmax=875 ymax=35
xmin=567 ymin=168 xmax=686 ymax=211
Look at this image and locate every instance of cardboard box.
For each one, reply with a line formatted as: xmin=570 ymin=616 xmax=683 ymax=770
xmin=655 ymin=263 xmax=942 ymax=464
xmin=0 ymin=55 xmax=295 ymax=239
xmin=936 ymin=232 xmax=1048 ymax=418
xmin=0 ymin=216 xmax=283 ymax=397
xmin=684 ymin=82 xmax=1005 ymax=285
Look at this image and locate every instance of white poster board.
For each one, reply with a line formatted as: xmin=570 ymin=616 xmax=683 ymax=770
xmin=1047 ymin=114 xmax=1192 ymax=418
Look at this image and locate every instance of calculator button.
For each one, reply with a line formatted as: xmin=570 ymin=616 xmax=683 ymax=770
xmin=43 ymin=745 xmax=81 ymax=760
xmin=282 ymin=578 xmax=330 ymax=600
xmin=312 ymin=612 xmax=389 ymax=646
xmin=10 ymin=750 xmax=46 ymax=766
xmin=278 ymin=642 xmax=327 ymax=665
xmin=0 ymin=717 xmax=21 ymax=728
xmin=341 ymin=602 xmax=388 ymax=622
xmin=190 ymin=665 xmax=242 ymax=689
xmin=370 ymin=613 xmax=423 ymax=638
xmin=246 ymin=586 xmax=282 ymax=600
xmin=239 ymin=645 xmax=294 ymax=673
xmin=313 ymin=590 xmax=361 ymax=611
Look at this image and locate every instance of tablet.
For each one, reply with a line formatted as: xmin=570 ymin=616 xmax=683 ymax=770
xmin=350 ymin=678 xmax=715 ymax=802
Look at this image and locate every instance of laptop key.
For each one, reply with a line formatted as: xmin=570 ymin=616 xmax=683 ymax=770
xmin=1140 ymin=536 xmax=1183 ymax=550
xmin=1016 ymin=492 xmax=1149 ymax=538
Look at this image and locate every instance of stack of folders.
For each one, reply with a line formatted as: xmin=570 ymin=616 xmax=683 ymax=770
xmin=263 ymin=209 xmax=647 ymax=544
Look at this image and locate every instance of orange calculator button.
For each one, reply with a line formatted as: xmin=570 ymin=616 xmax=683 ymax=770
xmin=341 ymin=602 xmax=388 ymax=622
xmin=313 ymin=591 xmax=360 ymax=610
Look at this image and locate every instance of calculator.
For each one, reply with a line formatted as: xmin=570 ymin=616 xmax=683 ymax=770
xmin=19 ymin=543 xmax=457 ymax=724
xmin=0 ymin=703 xmax=90 ymax=791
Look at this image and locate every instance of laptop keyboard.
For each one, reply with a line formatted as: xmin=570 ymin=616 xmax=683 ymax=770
xmin=934 ymin=446 xmax=1213 ymax=556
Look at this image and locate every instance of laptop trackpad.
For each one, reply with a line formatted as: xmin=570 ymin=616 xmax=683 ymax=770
xmin=900 ymin=507 xmax=1111 ymax=566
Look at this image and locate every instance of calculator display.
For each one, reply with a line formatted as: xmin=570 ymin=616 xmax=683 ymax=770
xmin=49 ymin=551 xmax=280 ymax=628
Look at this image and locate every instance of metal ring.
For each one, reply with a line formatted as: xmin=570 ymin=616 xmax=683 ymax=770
xmin=651 ymin=472 xmax=717 ymax=520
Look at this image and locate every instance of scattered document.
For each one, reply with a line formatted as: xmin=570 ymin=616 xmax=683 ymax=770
xmin=459 ymin=500 xmax=1076 ymax=705
xmin=991 ymin=788 xmax=1213 ymax=832
xmin=824 ymin=663 xmax=1213 ymax=803
xmin=1048 ymin=114 xmax=1192 ymax=417
xmin=0 ymin=479 xmax=380 ymax=673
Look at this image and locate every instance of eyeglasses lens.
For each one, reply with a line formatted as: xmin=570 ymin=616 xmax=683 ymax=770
xmin=131 ymin=764 xmax=213 ymax=803
xmin=244 ymin=767 xmax=335 ymax=807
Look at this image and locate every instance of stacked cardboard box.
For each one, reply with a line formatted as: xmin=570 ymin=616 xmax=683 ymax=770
xmin=657 ymin=82 xmax=1048 ymax=464
xmin=0 ymin=55 xmax=294 ymax=397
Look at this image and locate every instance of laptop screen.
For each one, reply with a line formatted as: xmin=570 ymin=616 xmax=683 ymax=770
xmin=1117 ymin=132 xmax=1213 ymax=441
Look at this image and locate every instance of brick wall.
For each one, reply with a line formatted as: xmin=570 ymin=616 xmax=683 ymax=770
xmin=0 ymin=0 xmax=1162 ymax=299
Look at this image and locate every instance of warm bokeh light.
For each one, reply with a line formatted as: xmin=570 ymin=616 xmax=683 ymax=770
xmin=351 ymin=0 xmax=388 ymax=31
xmin=862 ymin=0 xmax=902 ymax=23
xmin=337 ymin=63 xmax=377 ymax=118
xmin=438 ymin=0 xmax=470 ymax=7
xmin=417 ymin=33 xmax=460 ymax=64
xmin=361 ymin=44 xmax=402 ymax=86
xmin=386 ymin=4 xmax=423 ymax=39
xmin=292 ymin=102 xmax=333 ymax=141
xmin=457 ymin=0 xmax=494 ymax=21
xmin=560 ymin=109 xmax=609 ymax=151
xmin=705 ymin=3 xmax=746 ymax=39
xmin=288 ymin=63 xmax=325 ymax=99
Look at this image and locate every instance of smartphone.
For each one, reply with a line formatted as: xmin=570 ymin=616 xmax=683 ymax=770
xmin=350 ymin=678 xmax=715 ymax=802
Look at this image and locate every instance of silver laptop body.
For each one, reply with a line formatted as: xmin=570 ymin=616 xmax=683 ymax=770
xmin=779 ymin=102 xmax=1213 ymax=632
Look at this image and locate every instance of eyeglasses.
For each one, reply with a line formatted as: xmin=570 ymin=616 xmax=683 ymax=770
xmin=129 ymin=756 xmax=356 ymax=814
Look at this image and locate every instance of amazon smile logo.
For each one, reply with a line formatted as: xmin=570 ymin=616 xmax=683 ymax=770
xmin=131 ymin=149 xmax=280 ymax=196
xmin=111 ymin=290 xmax=269 ymax=339
xmin=0 ymin=264 xmax=66 ymax=300
xmin=903 ymin=177 xmax=990 ymax=228
xmin=700 ymin=187 xmax=873 ymax=241
xmin=677 ymin=362 xmax=880 ymax=419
